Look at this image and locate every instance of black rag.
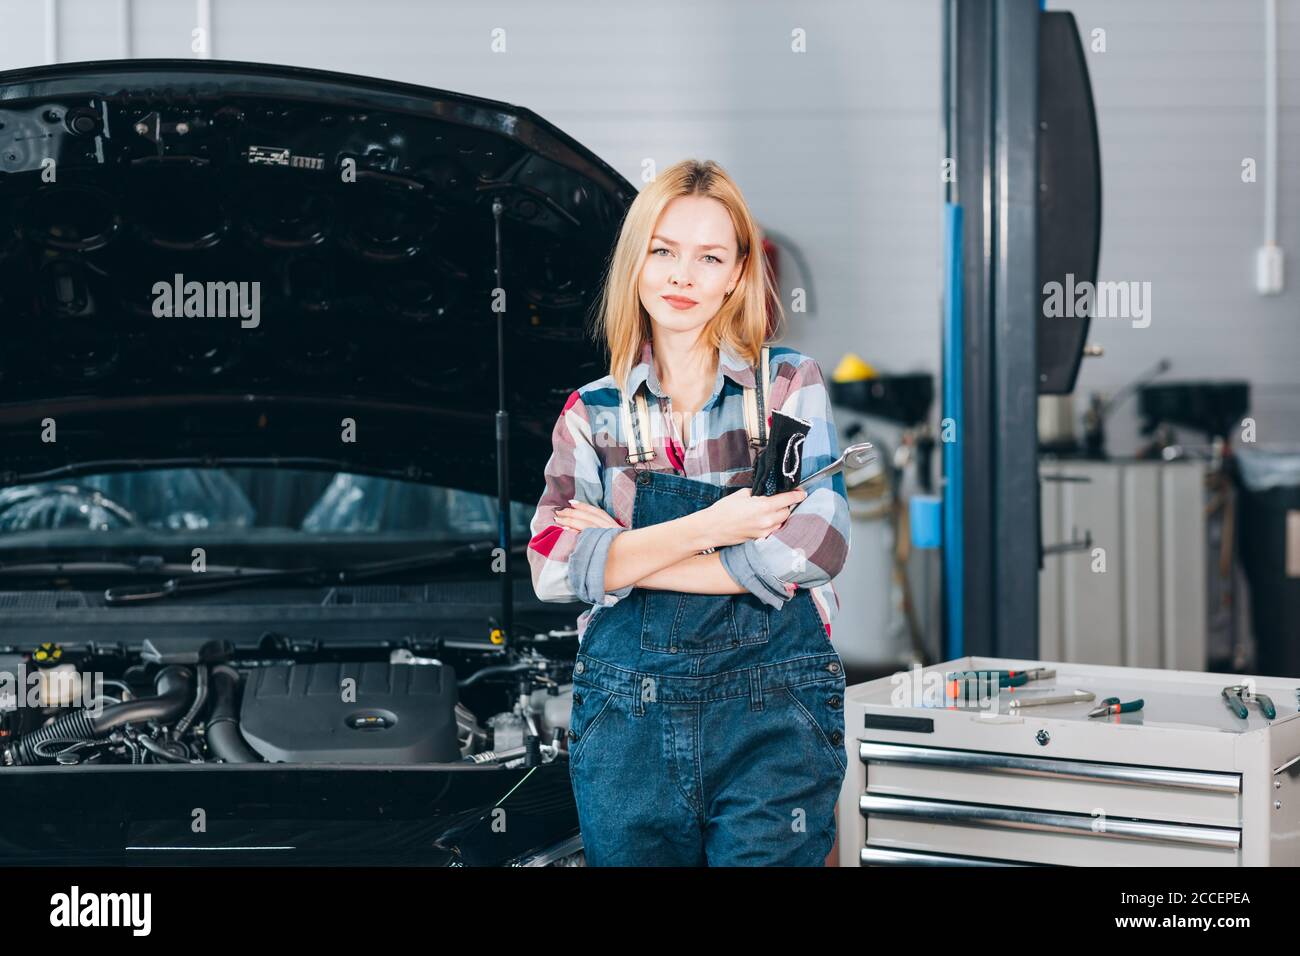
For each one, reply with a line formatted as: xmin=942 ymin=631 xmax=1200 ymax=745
xmin=749 ymin=410 xmax=812 ymax=497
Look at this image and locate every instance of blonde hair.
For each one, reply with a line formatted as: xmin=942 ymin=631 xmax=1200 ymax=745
xmin=591 ymin=158 xmax=785 ymax=393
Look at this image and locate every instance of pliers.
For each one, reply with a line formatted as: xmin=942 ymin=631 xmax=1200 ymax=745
xmin=1222 ymin=684 xmax=1276 ymax=720
xmin=1088 ymin=696 xmax=1144 ymax=718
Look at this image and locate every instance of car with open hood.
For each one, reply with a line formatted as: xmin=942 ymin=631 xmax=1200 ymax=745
xmin=0 ymin=58 xmax=634 ymax=865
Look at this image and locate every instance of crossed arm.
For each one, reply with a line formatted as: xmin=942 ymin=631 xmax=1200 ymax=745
xmin=553 ymin=501 xmax=748 ymax=594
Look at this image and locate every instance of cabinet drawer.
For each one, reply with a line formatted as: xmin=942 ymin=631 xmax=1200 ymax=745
xmin=861 ymin=794 xmax=1241 ymax=866
xmin=861 ymin=741 xmax=1241 ymax=828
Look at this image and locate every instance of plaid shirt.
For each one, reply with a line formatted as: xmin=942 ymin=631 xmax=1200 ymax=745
xmin=526 ymin=339 xmax=850 ymax=644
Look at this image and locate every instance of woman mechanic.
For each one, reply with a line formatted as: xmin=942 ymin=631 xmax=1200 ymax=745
xmin=526 ymin=158 xmax=851 ymax=866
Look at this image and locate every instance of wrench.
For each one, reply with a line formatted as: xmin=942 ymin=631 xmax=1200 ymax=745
xmin=796 ymin=441 xmax=876 ymax=490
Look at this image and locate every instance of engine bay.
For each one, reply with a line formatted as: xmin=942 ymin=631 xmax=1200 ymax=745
xmin=0 ymin=634 xmax=578 ymax=769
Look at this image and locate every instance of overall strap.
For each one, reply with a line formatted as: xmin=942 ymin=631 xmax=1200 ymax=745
xmin=620 ymin=388 xmax=657 ymax=464
xmin=742 ymin=345 xmax=771 ymax=448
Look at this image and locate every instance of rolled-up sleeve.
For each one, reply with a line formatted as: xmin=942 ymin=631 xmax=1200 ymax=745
xmin=567 ymin=525 xmax=632 ymax=605
xmin=719 ymin=356 xmax=851 ymax=609
xmin=526 ymin=390 xmax=633 ymax=606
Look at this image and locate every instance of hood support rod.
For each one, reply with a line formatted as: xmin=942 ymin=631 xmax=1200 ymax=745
xmin=491 ymin=196 xmax=513 ymax=649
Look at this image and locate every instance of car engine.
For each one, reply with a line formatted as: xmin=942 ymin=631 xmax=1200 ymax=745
xmin=0 ymin=638 xmax=566 ymax=768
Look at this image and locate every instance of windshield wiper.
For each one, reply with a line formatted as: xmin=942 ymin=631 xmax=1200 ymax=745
xmin=0 ymin=556 xmax=238 ymax=579
xmin=102 ymin=540 xmax=519 ymax=605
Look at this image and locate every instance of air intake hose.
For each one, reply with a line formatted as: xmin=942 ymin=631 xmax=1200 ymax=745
xmin=4 ymin=665 xmax=195 ymax=766
xmin=205 ymin=665 xmax=261 ymax=763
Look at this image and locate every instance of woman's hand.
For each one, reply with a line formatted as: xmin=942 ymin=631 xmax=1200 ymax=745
xmin=554 ymin=500 xmax=623 ymax=532
xmin=696 ymin=487 xmax=807 ymax=548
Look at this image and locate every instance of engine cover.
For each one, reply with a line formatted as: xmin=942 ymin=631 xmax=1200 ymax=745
xmin=238 ymin=662 xmax=461 ymax=763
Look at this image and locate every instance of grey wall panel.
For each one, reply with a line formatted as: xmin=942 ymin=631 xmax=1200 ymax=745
xmin=54 ymin=0 xmax=122 ymax=62
xmin=1162 ymin=464 xmax=1208 ymax=670
xmin=1122 ymin=464 xmax=1162 ymax=668
xmin=0 ymin=0 xmax=49 ymax=64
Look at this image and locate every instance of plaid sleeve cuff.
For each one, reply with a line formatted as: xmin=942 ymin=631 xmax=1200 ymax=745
xmin=719 ymin=539 xmax=793 ymax=609
xmin=566 ymin=526 xmax=633 ymax=606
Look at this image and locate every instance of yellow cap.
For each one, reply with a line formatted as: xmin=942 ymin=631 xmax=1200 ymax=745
xmin=832 ymin=352 xmax=877 ymax=382
xmin=32 ymin=642 xmax=62 ymax=667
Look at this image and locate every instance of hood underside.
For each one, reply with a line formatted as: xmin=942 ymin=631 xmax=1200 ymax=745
xmin=0 ymin=59 xmax=633 ymax=496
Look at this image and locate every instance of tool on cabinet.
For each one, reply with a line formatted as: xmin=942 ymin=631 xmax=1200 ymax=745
xmin=1007 ymin=689 xmax=1096 ymax=709
xmin=1087 ymin=696 xmax=1144 ymax=719
xmin=1222 ymin=684 xmax=1276 ymax=720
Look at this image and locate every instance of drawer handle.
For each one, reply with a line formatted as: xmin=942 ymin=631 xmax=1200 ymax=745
xmin=861 ymin=794 xmax=1241 ymax=850
xmin=860 ymin=846 xmax=1029 ymax=867
xmin=861 ymin=741 xmax=1241 ymax=794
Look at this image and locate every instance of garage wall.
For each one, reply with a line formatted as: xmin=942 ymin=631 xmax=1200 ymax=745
xmin=0 ymin=0 xmax=944 ymax=380
xmin=8 ymin=0 xmax=1292 ymax=658
xmin=0 ymin=0 xmax=944 ymax=665
xmin=1062 ymin=0 xmax=1300 ymax=452
xmin=16 ymin=0 xmax=1278 ymax=456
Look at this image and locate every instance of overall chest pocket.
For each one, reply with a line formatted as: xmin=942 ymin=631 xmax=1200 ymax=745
xmin=639 ymin=591 xmax=770 ymax=654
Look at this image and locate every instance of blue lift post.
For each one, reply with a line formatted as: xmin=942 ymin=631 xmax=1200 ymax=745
xmin=942 ymin=202 xmax=963 ymax=661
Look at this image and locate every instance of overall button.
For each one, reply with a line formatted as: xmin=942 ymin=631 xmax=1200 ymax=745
xmin=574 ymin=661 xmax=585 ymax=674
xmin=567 ymin=728 xmax=578 ymax=742
xmin=573 ymin=692 xmax=583 ymax=705
xmin=830 ymin=730 xmax=843 ymax=745
xmin=828 ymin=694 xmax=842 ymax=709
xmin=827 ymin=661 xmax=841 ymax=675
xmin=636 ymin=471 xmax=651 ymax=485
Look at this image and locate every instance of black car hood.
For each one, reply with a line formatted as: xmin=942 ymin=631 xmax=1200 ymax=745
xmin=0 ymin=60 xmax=632 ymax=499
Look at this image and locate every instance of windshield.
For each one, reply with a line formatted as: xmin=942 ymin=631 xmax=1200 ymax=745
xmin=0 ymin=468 xmax=534 ymax=548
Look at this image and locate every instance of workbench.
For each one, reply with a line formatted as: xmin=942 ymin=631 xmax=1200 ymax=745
xmin=837 ymin=656 xmax=1300 ymax=865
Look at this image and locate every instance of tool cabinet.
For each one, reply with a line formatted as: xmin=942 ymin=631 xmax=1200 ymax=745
xmin=837 ymin=656 xmax=1300 ymax=866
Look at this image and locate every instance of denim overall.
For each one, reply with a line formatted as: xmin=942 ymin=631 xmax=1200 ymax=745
xmin=567 ymin=395 xmax=849 ymax=865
